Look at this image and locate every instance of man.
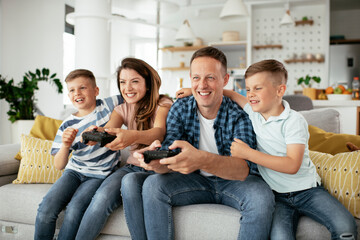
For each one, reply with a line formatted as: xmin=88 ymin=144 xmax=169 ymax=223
xmin=135 ymin=47 xmax=275 ymax=240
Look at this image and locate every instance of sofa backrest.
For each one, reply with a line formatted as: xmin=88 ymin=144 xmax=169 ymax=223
xmin=300 ymin=108 xmax=340 ymax=133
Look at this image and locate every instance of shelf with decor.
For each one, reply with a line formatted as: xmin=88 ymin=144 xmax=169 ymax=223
xmin=253 ymin=44 xmax=283 ymax=50
xmin=159 ymin=45 xmax=207 ymax=52
xmin=295 ymin=19 xmax=314 ymax=26
xmin=160 ymin=67 xmax=189 ymax=71
xmin=284 ymin=58 xmax=324 ymax=64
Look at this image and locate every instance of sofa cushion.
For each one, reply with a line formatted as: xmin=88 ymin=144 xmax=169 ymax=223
xmin=300 ymin=108 xmax=340 ymax=133
xmin=15 ymin=115 xmax=63 ymax=160
xmin=309 ymin=125 xmax=360 ymax=155
xmin=13 ymin=135 xmax=63 ymax=184
xmin=310 ymin=150 xmax=360 ymax=218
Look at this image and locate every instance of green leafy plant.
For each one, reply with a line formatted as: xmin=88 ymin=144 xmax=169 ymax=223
xmin=297 ymin=75 xmax=321 ymax=88
xmin=0 ymin=68 xmax=63 ymax=123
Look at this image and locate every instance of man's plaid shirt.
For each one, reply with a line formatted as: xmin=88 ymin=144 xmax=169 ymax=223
xmin=161 ymin=96 xmax=257 ymax=171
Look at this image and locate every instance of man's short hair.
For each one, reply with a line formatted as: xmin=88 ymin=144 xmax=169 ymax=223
xmin=190 ymin=46 xmax=227 ymax=76
xmin=65 ymin=69 xmax=97 ymax=87
xmin=245 ymin=59 xmax=288 ymax=85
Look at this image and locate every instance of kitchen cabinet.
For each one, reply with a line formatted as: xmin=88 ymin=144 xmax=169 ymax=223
xmin=209 ymin=41 xmax=247 ymax=69
xmin=312 ymin=100 xmax=360 ymax=135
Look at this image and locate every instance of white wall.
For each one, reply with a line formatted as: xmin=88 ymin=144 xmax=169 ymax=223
xmin=0 ymin=0 xmax=65 ymax=144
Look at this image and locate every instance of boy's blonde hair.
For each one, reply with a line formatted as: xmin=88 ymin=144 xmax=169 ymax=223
xmin=245 ymin=59 xmax=287 ymax=86
xmin=65 ymin=69 xmax=97 ymax=87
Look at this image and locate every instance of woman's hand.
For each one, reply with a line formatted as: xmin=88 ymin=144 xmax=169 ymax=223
xmin=104 ymin=128 xmax=137 ymax=151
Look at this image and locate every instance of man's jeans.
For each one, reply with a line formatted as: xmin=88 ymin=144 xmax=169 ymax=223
xmin=34 ymin=169 xmax=104 ymax=240
xmin=76 ymin=165 xmax=150 ymax=240
xmin=271 ymin=186 xmax=357 ymax=240
xmin=142 ymin=172 xmax=275 ymax=240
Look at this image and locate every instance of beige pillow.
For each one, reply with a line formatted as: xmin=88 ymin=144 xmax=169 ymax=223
xmin=13 ymin=135 xmax=63 ymax=184
xmin=310 ymin=150 xmax=360 ymax=218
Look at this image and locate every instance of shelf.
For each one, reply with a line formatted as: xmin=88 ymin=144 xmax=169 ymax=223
xmin=330 ymin=39 xmax=360 ymax=45
xmin=209 ymin=41 xmax=247 ymax=51
xmin=253 ymin=44 xmax=283 ymax=50
xmin=159 ymin=45 xmax=207 ymax=52
xmin=284 ymin=58 xmax=325 ymax=64
xmin=295 ymin=20 xmax=314 ymax=26
xmin=160 ymin=67 xmax=189 ymax=71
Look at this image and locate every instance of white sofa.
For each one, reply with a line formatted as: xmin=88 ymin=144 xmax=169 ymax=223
xmin=0 ymin=108 xmax=359 ymax=239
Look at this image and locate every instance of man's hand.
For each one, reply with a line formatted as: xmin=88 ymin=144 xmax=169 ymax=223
xmin=160 ymin=140 xmax=203 ymax=174
xmin=230 ymin=138 xmax=250 ymax=159
xmin=104 ymin=128 xmax=136 ymax=151
xmin=62 ymin=128 xmax=78 ymax=148
xmin=134 ymin=140 xmax=171 ymax=174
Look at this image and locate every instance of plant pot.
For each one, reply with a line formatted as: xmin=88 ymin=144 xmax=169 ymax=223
xmin=302 ymin=87 xmax=317 ymax=100
xmin=11 ymin=120 xmax=35 ymax=144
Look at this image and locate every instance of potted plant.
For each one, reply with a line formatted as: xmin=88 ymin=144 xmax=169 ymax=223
xmin=0 ymin=68 xmax=63 ymax=123
xmin=297 ymin=75 xmax=321 ymax=100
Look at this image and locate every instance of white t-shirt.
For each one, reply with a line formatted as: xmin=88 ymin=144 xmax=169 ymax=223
xmin=244 ymin=100 xmax=321 ymax=193
xmin=197 ymin=110 xmax=219 ymax=177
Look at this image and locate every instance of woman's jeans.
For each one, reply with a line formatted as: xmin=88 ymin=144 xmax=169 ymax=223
xmin=271 ymin=186 xmax=357 ymax=240
xmin=142 ymin=172 xmax=275 ymax=240
xmin=34 ymin=169 xmax=104 ymax=240
xmin=75 ymin=165 xmax=150 ymax=240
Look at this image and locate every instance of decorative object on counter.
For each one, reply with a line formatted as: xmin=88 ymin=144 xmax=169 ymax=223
xmin=352 ymin=77 xmax=359 ymax=100
xmin=222 ymin=31 xmax=239 ymax=42
xmin=219 ymin=0 xmax=248 ymax=20
xmin=0 ymin=68 xmax=62 ymax=123
xmin=315 ymin=53 xmax=323 ymax=60
xmin=175 ymin=19 xmax=196 ymax=42
xmin=325 ymin=84 xmax=352 ymax=100
xmin=317 ymin=90 xmax=328 ymax=100
xmin=280 ymin=0 xmax=294 ymax=26
xmin=297 ymin=75 xmax=321 ymax=100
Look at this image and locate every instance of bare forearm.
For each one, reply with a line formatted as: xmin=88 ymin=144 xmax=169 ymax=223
xmin=54 ymin=146 xmax=70 ymax=170
xmin=132 ymin=127 xmax=166 ymax=146
xmin=200 ymin=151 xmax=249 ymax=180
xmin=244 ymin=148 xmax=301 ymax=174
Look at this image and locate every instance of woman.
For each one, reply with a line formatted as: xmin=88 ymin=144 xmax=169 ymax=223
xmin=75 ymin=57 xmax=172 ymax=240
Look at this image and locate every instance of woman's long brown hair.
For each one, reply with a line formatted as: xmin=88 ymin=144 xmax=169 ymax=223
xmin=116 ymin=58 xmax=172 ymax=149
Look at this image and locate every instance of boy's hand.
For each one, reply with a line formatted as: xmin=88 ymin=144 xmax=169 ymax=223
xmin=135 ymin=140 xmax=171 ymax=174
xmin=104 ymin=128 xmax=136 ymax=150
xmin=176 ymin=88 xmax=192 ymax=99
xmin=230 ymin=138 xmax=250 ymax=159
xmin=62 ymin=128 xmax=78 ymax=148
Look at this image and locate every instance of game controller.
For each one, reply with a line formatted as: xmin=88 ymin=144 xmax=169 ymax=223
xmin=82 ymin=129 xmax=117 ymax=147
xmin=143 ymin=150 xmax=179 ymax=163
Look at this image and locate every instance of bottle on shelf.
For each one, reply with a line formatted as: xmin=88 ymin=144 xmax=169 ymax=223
xmin=352 ymin=77 xmax=359 ymax=100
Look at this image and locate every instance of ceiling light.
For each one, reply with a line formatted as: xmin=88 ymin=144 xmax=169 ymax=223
xmin=175 ymin=20 xmax=196 ymax=41
xmin=220 ymin=0 xmax=249 ymax=20
xmin=280 ymin=2 xmax=294 ymax=26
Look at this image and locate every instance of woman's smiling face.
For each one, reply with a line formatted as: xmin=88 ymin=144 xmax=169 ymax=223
xmin=119 ymin=68 xmax=147 ymax=104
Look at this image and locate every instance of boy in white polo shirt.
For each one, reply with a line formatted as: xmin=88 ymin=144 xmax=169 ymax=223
xmin=228 ymin=59 xmax=356 ymax=239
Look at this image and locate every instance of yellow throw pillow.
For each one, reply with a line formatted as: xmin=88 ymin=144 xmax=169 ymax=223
xmin=13 ymin=135 xmax=63 ymax=184
xmin=310 ymin=150 xmax=360 ymax=218
xmin=308 ymin=125 xmax=360 ymax=155
xmin=14 ymin=115 xmax=63 ymax=160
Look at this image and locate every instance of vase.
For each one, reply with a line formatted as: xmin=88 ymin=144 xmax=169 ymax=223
xmin=302 ymin=87 xmax=317 ymax=100
xmin=11 ymin=120 xmax=35 ymax=144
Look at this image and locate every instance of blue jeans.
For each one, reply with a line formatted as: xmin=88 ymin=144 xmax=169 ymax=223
xmin=34 ymin=169 xmax=104 ymax=240
xmin=271 ymin=186 xmax=357 ymax=240
xmin=121 ymin=167 xmax=154 ymax=240
xmin=142 ymin=172 xmax=275 ymax=240
xmin=75 ymin=165 xmax=150 ymax=240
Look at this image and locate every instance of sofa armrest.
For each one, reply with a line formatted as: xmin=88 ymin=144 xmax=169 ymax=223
xmin=0 ymin=143 xmax=21 ymax=177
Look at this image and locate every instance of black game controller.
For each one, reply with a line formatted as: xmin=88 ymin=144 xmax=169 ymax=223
xmin=82 ymin=129 xmax=117 ymax=147
xmin=143 ymin=150 xmax=179 ymax=163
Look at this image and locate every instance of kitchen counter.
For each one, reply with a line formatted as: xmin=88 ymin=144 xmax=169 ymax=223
xmin=313 ymin=100 xmax=360 ymax=107
xmin=312 ymin=100 xmax=360 ymax=135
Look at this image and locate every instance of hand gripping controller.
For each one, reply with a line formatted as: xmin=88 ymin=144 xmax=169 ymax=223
xmin=82 ymin=129 xmax=116 ymax=147
xmin=143 ymin=150 xmax=179 ymax=163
